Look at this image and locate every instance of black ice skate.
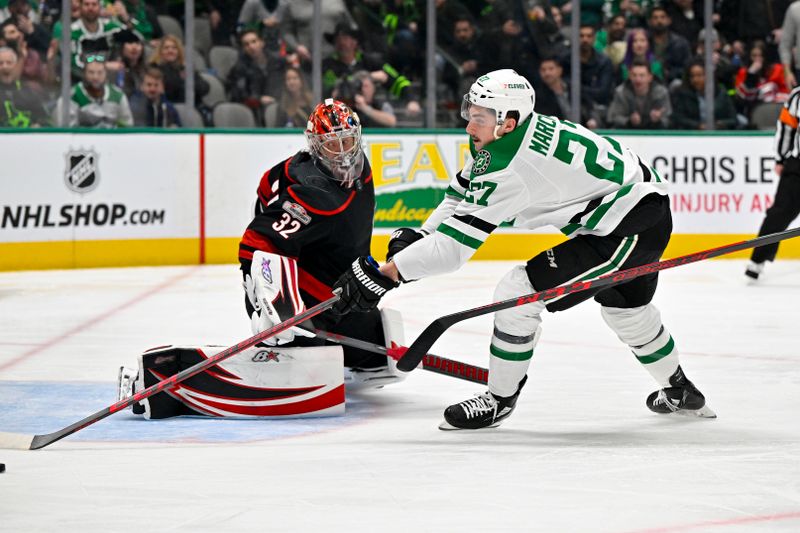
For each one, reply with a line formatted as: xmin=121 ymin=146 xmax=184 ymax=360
xmin=646 ymin=366 xmax=716 ymax=418
xmin=439 ymin=376 xmax=527 ymax=430
xmin=745 ymin=261 xmax=764 ymax=281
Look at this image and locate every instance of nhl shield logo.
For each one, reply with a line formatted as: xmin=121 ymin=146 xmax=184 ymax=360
xmin=64 ymin=149 xmax=100 ymax=193
xmin=473 ymin=149 xmax=491 ymax=175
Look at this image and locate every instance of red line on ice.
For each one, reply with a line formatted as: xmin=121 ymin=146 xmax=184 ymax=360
xmin=0 ymin=267 xmax=197 ymax=373
xmin=624 ymin=510 xmax=800 ymax=533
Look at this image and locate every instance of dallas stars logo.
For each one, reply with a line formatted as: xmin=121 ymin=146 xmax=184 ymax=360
xmin=473 ymin=149 xmax=491 ymax=175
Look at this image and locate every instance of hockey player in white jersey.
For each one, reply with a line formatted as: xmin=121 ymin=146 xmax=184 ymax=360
xmin=332 ymin=69 xmax=715 ymax=429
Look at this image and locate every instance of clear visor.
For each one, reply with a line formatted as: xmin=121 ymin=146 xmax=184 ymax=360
xmin=307 ymin=128 xmax=364 ymax=187
xmin=460 ymin=95 xmax=498 ymax=126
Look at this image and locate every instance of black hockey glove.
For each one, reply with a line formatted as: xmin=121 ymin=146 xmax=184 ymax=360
xmin=386 ymin=228 xmax=425 ymax=262
xmin=332 ymin=256 xmax=399 ymax=315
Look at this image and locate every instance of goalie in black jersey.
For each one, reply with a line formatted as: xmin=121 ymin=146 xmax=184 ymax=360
xmin=117 ymin=99 xmax=406 ymax=419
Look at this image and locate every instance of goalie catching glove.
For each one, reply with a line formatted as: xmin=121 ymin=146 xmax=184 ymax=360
xmin=332 ymin=256 xmax=399 ymax=315
xmin=244 ymin=251 xmax=316 ymax=345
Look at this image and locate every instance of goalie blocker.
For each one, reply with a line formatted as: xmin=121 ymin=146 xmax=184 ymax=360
xmin=123 ymin=308 xmax=407 ymax=419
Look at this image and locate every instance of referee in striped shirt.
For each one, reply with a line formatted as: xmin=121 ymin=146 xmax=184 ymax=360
xmin=746 ymin=87 xmax=800 ymax=280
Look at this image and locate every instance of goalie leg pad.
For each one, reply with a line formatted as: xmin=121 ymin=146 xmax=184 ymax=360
xmin=343 ymin=307 xmax=408 ymax=390
xmin=601 ymin=304 xmax=679 ymax=387
xmin=381 ymin=307 xmax=406 ymax=375
xmin=489 ymin=266 xmax=545 ymax=397
xmin=133 ymin=344 xmax=344 ymax=419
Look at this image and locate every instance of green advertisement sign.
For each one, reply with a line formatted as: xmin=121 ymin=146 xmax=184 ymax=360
xmin=374 ymin=187 xmax=447 ymax=228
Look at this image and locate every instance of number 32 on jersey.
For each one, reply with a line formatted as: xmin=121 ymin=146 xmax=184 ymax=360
xmin=272 ymin=213 xmax=301 ymax=239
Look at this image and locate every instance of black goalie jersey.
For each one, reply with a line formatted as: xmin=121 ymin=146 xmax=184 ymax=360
xmin=239 ymin=150 xmax=374 ymax=304
xmin=238 ymin=150 xmax=384 ymax=368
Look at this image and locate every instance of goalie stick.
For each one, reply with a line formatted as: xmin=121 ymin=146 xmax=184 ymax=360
xmin=309 ymin=328 xmax=488 ymax=385
xmin=0 ymin=295 xmax=340 ymax=451
xmin=397 ymin=227 xmax=800 ymax=372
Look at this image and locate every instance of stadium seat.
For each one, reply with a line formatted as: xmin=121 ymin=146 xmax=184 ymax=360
xmin=200 ymin=72 xmax=226 ymax=107
xmin=751 ymin=102 xmax=783 ymax=130
xmin=173 ymin=103 xmax=204 ymax=128
xmin=189 ymin=48 xmax=207 ymax=72
xmin=213 ymin=102 xmax=256 ymax=128
xmin=193 ymin=17 xmax=213 ymax=58
xmin=263 ymin=102 xmax=279 ymax=127
xmin=209 ymin=46 xmax=239 ymax=81
xmin=157 ymin=15 xmax=183 ymax=41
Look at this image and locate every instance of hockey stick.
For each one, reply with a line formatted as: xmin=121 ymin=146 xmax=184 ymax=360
xmin=309 ymin=328 xmax=489 ymax=385
xmin=397 ymin=227 xmax=800 ymax=372
xmin=0 ymin=295 xmax=340 ymax=451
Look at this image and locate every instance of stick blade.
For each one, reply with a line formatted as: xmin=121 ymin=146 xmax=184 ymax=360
xmin=397 ymin=319 xmax=449 ymax=372
xmin=0 ymin=431 xmax=35 ymax=450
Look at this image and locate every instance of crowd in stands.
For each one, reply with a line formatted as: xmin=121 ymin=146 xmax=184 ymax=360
xmin=0 ymin=0 xmax=797 ymax=130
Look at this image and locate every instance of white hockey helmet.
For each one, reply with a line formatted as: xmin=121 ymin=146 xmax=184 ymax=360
xmin=461 ymin=69 xmax=536 ymax=127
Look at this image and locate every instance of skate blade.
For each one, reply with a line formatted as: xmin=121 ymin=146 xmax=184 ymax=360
xmin=344 ymin=377 xmax=399 ymax=391
xmin=438 ymin=420 xmax=502 ymax=431
xmin=665 ymin=404 xmax=717 ymax=419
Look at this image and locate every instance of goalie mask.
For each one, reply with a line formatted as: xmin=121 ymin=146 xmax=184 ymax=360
xmin=461 ymin=69 xmax=535 ymax=137
xmin=306 ymin=99 xmax=365 ymax=188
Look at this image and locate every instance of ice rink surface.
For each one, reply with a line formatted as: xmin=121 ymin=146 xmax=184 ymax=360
xmin=1 ymin=259 xmax=799 ymax=532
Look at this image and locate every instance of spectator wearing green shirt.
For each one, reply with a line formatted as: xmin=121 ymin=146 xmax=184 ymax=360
xmin=595 ymin=13 xmax=628 ymax=68
xmin=553 ymin=0 xmax=605 ymax=29
xmin=101 ymin=0 xmax=162 ymax=44
xmin=53 ymin=52 xmax=133 ymax=128
xmin=48 ymin=0 xmax=122 ymax=80
xmin=601 ymin=0 xmax=654 ymax=28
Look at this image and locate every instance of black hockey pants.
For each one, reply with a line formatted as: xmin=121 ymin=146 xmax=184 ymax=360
xmin=751 ymin=157 xmax=800 ymax=264
xmin=526 ymin=193 xmax=672 ymax=312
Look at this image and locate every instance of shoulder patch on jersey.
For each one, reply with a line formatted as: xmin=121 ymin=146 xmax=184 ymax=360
xmin=472 ymin=150 xmax=491 ymax=174
xmin=282 ymin=200 xmax=312 ymax=225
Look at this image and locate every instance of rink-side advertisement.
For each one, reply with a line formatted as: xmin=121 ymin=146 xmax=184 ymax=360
xmin=2 ymin=131 xmax=798 ymax=270
xmin=204 ymin=132 xmax=784 ymax=233
xmin=0 ymin=133 xmax=200 ymax=269
xmin=617 ymin=134 xmax=781 ymax=233
xmin=202 ymin=132 xmax=797 ymax=263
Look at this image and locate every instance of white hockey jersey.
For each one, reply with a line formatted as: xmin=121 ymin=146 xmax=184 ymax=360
xmin=393 ymin=113 xmax=669 ymax=281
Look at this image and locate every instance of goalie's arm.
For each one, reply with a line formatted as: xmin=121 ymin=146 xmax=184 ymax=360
xmin=239 ymin=185 xmax=331 ymax=340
